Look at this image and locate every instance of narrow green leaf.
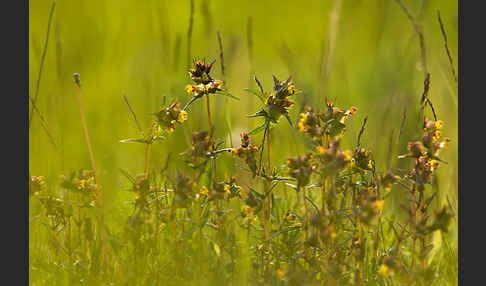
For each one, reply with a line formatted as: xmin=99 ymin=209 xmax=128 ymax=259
xmin=248 ymin=122 xmax=267 ymax=136
xmin=244 ymin=88 xmax=265 ymax=103
xmin=215 ymin=91 xmax=240 ymax=100
xmin=199 ymin=161 xmax=212 ymax=188
xmin=118 ymin=168 xmax=135 ymax=184
xmin=284 ymin=113 xmax=293 ymax=127
xmin=247 ymin=110 xmax=267 ymax=118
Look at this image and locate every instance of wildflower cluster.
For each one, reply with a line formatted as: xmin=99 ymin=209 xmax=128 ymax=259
xmin=352 ymin=146 xmax=374 ymax=171
xmin=223 ymin=176 xmax=242 ymax=200
xmin=265 ymin=76 xmax=298 ymax=123
xmin=184 ymin=130 xmax=212 ymax=167
xmin=232 ymin=133 xmax=260 ymax=177
xmin=287 ymin=153 xmax=315 ymax=189
xmin=207 ymin=177 xmax=241 ymax=202
xmin=153 ymin=100 xmax=188 ymax=134
xmin=30 ymin=175 xmax=46 ymax=196
xmin=400 ymin=118 xmax=450 ymax=185
xmin=315 ymin=140 xmax=352 ymax=175
xmin=185 ymin=59 xmax=223 ymax=99
xmin=37 ymin=195 xmax=67 ymax=228
xmin=320 ymin=98 xmax=357 ymax=137
xmin=30 ymin=58 xmax=455 ymax=286
xmin=355 ymin=188 xmax=385 ymax=225
xmin=60 ymin=169 xmax=98 ymax=194
xmin=246 ymin=75 xmax=299 ymax=136
xmin=240 ymin=204 xmax=258 ymax=225
xmin=298 ymin=98 xmax=357 ymax=140
xmin=297 ymin=106 xmax=322 ymax=141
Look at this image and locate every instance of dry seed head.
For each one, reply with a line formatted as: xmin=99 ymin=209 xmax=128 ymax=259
xmin=73 ymin=73 xmax=81 ymax=87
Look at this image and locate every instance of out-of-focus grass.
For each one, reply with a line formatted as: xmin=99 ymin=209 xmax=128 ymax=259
xmin=29 ymin=0 xmax=457 ymax=212
xmin=29 ymin=0 xmax=457 ymax=283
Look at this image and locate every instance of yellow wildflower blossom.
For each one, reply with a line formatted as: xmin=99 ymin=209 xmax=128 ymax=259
xmin=434 ymin=120 xmax=443 ymax=130
xmin=77 ymin=179 xmax=87 ymax=190
xmin=185 ymin=84 xmax=195 ymax=94
xmin=439 ymin=139 xmax=449 ymax=149
xmin=297 ymin=121 xmax=306 ymax=131
xmin=200 ymin=186 xmax=209 ymax=196
xmin=368 ymin=160 xmax=373 ymax=169
xmin=373 ymin=200 xmax=385 ymax=212
xmin=177 ymin=111 xmax=188 ymax=123
xmin=379 ymin=264 xmax=390 ymax=276
xmin=433 ymin=130 xmax=441 ymax=140
xmin=344 ymin=150 xmax=352 ymax=161
xmin=224 ymin=185 xmax=231 ymax=195
xmin=241 ymin=205 xmax=252 ymax=215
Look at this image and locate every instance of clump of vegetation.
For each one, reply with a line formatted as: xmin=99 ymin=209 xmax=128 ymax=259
xmin=29 ymin=56 xmax=454 ymax=285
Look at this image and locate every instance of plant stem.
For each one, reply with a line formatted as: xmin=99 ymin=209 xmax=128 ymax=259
xmin=144 ymin=123 xmax=156 ymax=179
xmin=303 ymin=186 xmax=309 ymax=259
xmin=206 ymin=94 xmax=222 ymax=240
xmin=266 ymin=127 xmax=272 ymax=267
xmin=75 ymin=84 xmax=106 ymax=268
xmin=29 ymin=1 xmax=56 ymax=128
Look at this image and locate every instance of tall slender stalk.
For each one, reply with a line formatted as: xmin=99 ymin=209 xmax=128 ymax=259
xmin=437 ymin=10 xmax=457 ymax=83
xmin=144 ymin=123 xmax=156 ymax=179
xmin=73 ymin=74 xmax=106 ymax=267
xmin=206 ymin=94 xmax=222 ymax=238
xmin=303 ymin=186 xmax=309 ymax=259
xmin=29 ymin=1 xmax=56 ymax=128
xmin=266 ymin=128 xmax=272 ymax=267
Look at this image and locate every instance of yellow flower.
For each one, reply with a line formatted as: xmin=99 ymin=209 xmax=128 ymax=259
xmin=297 ymin=113 xmax=309 ymax=131
xmin=177 ymin=111 xmax=188 ymax=123
xmin=345 ymin=107 xmax=358 ymax=116
xmin=297 ymin=121 xmax=307 ymax=131
xmin=185 ymin=84 xmax=195 ymax=94
xmin=385 ymin=185 xmax=392 ymax=192
xmin=368 ymin=160 xmax=373 ymax=169
xmin=224 ymin=185 xmax=231 ymax=195
xmin=77 ymin=179 xmax=87 ymax=190
xmin=198 ymin=83 xmax=207 ymax=92
xmin=232 ymin=148 xmax=239 ymax=155
xmin=439 ymin=139 xmax=449 ymax=149
xmin=328 ymin=225 xmax=337 ymax=240
xmin=434 ymin=120 xmax=443 ymax=130
xmin=212 ymin=80 xmax=222 ymax=89
xmin=433 ymin=130 xmax=441 ymax=140
xmin=200 ymin=186 xmax=209 ymax=196
xmin=344 ymin=150 xmax=352 ymax=161
xmin=373 ymin=200 xmax=385 ymax=212
xmin=241 ymin=205 xmax=252 ymax=215
xmin=429 ymin=160 xmax=439 ymax=172
xmin=316 ymin=146 xmax=325 ymax=155
xmin=277 ymin=268 xmax=286 ymax=280
xmin=287 ymin=84 xmax=295 ymax=94
xmin=378 ymin=264 xmax=390 ymax=276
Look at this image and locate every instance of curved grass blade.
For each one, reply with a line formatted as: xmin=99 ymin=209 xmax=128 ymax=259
xmin=248 ymin=120 xmax=268 ymax=136
xmin=244 ymin=88 xmax=265 ymax=103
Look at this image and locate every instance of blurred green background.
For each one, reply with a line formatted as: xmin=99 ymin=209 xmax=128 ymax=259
xmin=29 ymin=0 xmax=457 ymax=227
